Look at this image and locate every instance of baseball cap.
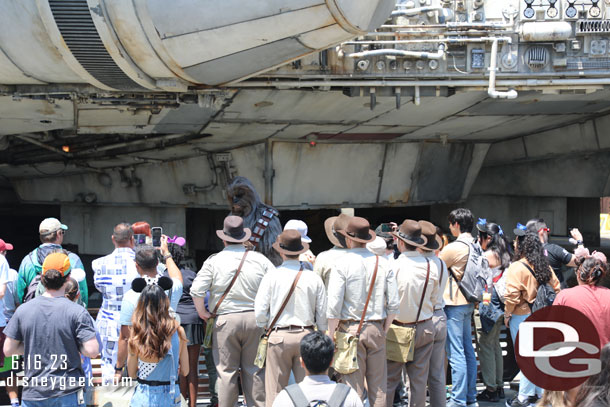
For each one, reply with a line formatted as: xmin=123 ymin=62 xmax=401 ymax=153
xmin=0 ymin=239 xmax=13 ymax=251
xmin=42 ymin=252 xmax=72 ymax=276
xmin=39 ymin=218 xmax=68 ymax=235
xmin=283 ymin=219 xmax=312 ymax=243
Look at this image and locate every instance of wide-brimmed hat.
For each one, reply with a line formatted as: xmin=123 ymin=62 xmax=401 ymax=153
xmin=418 ymin=221 xmax=441 ymax=251
xmin=284 ymin=219 xmax=312 ymax=243
xmin=324 ymin=213 xmax=352 ymax=248
xmin=393 ymin=220 xmax=427 ymax=247
xmin=216 ymin=216 xmax=252 ymax=243
xmin=273 ymin=229 xmax=310 ymax=256
xmin=339 ymin=217 xmax=376 ymax=244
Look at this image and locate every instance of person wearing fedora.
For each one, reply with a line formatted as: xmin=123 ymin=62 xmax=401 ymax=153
xmin=327 ymin=216 xmax=399 ymax=407
xmin=254 ymin=229 xmax=328 ymax=407
xmin=386 ymin=220 xmax=441 ymax=407
xmin=314 ymin=213 xmax=352 ymax=289
xmin=417 ymin=221 xmax=449 ymax=407
xmin=191 ymin=215 xmax=275 ymax=407
xmin=439 ymin=208 xmax=478 ymax=407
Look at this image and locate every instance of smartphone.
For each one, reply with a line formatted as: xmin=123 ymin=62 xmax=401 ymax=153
xmin=152 ymin=227 xmax=162 ymax=247
xmin=134 ymin=234 xmax=147 ymax=246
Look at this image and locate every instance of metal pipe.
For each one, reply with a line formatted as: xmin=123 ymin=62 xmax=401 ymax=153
xmin=414 ymin=86 xmax=420 ymax=106
xmin=391 ymin=6 xmax=444 ymax=16
xmin=488 ymin=39 xmax=518 ymax=99
xmin=15 ymin=135 xmax=73 ymax=157
xmin=344 ymin=37 xmax=513 ymax=45
xmin=345 ymin=43 xmax=446 ymax=59
xmin=231 ymin=78 xmax=610 ymax=88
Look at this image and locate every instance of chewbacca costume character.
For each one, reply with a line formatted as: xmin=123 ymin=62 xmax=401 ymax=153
xmin=226 ymin=176 xmax=282 ymax=266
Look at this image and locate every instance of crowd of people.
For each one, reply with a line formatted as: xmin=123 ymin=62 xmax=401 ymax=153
xmin=0 ymin=207 xmax=609 ymax=407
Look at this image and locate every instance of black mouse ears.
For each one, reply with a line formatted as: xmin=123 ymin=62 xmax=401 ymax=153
xmin=132 ymin=276 xmax=173 ymax=293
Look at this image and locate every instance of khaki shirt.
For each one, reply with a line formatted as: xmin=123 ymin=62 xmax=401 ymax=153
xmin=439 ymin=233 xmax=472 ymax=306
xmin=254 ymin=260 xmax=328 ymax=331
xmin=190 ymin=245 xmax=275 ymax=315
xmin=421 ymin=251 xmax=448 ymax=310
xmin=327 ymin=248 xmax=400 ymax=321
xmin=504 ymin=260 xmax=561 ymax=316
xmin=393 ymin=251 xmax=440 ymax=323
xmin=314 ymin=247 xmax=347 ymax=289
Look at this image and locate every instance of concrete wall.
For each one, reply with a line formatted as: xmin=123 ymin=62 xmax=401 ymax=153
xmin=60 ymin=205 xmax=186 ymax=255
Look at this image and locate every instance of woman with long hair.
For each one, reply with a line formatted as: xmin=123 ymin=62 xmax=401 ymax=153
xmin=573 ymin=342 xmax=610 ymax=407
xmin=128 ymin=279 xmax=189 ymax=407
xmin=476 ymin=219 xmax=513 ymax=402
xmin=503 ymin=229 xmax=560 ymax=407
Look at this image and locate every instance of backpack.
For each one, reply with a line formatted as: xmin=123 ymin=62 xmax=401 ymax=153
xmin=521 ymin=262 xmax=556 ymax=312
xmin=448 ymin=239 xmax=491 ymax=303
xmin=22 ymin=250 xmax=43 ymax=303
xmin=285 ymin=383 xmax=351 ymax=407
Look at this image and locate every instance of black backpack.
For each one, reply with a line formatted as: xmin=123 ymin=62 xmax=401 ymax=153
xmin=521 ymin=262 xmax=556 ymax=312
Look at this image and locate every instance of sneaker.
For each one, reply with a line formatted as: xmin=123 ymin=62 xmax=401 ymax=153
xmin=467 ymin=403 xmax=479 ymax=407
xmin=498 ymin=388 xmax=505 ymax=399
xmin=477 ymin=389 xmax=499 ymax=402
xmin=11 ymin=403 xmax=20 ymax=407
xmin=528 ymin=395 xmax=541 ymax=406
xmin=506 ymin=396 xmax=531 ymax=407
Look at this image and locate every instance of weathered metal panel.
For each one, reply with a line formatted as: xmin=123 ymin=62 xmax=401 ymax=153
xmin=271 ymin=142 xmax=385 ymax=206
xmin=596 ymin=115 xmax=610 ymax=149
xmin=524 ymin=121 xmax=599 ymax=158
xmin=377 ymin=143 xmax=420 ymax=204
xmin=202 ymin=122 xmax=286 ymax=143
xmin=401 ymin=116 xmax=516 ymax=140
xmin=184 ymin=39 xmax=311 ymax=85
xmin=411 ymin=143 xmax=474 ymax=203
xmin=161 ymin=5 xmax=334 ymax=66
xmin=332 ymin=0 xmax=395 ymax=32
xmin=461 ymin=143 xmax=491 ymax=200
xmin=0 ymin=48 xmax=46 ymax=84
xmin=0 ymin=96 xmax=74 ymax=136
xmin=465 ymin=114 xmax=582 ymax=140
xmin=297 ymin=25 xmax=350 ymax=49
xmin=483 ymin=138 xmax=527 ymax=165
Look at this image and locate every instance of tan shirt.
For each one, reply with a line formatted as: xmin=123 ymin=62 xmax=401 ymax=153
xmin=439 ymin=233 xmax=472 ymax=306
xmin=421 ymin=251 xmax=449 ymax=310
xmin=254 ymin=260 xmax=328 ymax=331
xmin=504 ymin=259 xmax=561 ymax=316
xmin=190 ymin=245 xmax=275 ymax=315
xmin=314 ymin=247 xmax=347 ymax=289
xmin=327 ymin=248 xmax=400 ymax=321
xmin=393 ymin=251 xmax=440 ymax=323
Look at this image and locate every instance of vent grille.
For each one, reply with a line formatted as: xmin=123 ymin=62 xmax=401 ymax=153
xmin=576 ymin=19 xmax=610 ymax=33
xmin=525 ymin=47 xmax=548 ymax=70
xmin=48 ymin=0 xmax=144 ymax=90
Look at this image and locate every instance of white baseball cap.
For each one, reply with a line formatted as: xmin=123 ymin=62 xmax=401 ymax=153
xmin=283 ymin=219 xmax=312 ymax=243
xmin=366 ymin=236 xmax=388 ymax=256
xmin=39 ymin=217 xmax=68 ymax=235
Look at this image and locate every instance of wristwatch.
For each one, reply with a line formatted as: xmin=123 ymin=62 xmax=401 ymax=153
xmin=163 ymin=253 xmax=173 ymax=261
xmin=114 ymin=365 xmax=124 ymax=372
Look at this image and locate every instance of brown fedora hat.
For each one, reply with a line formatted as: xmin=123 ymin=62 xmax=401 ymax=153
xmin=418 ymin=220 xmax=442 ymax=251
xmin=272 ymin=229 xmax=310 ymax=256
xmin=216 ymin=215 xmax=252 ymax=243
xmin=339 ymin=217 xmax=376 ymax=244
xmin=393 ymin=219 xmax=427 ymax=248
xmin=324 ymin=213 xmax=352 ymax=248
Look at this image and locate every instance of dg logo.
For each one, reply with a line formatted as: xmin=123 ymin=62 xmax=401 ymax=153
xmin=515 ymin=305 xmax=602 ymax=391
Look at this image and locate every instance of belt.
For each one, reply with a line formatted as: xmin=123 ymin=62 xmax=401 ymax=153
xmin=137 ymin=378 xmax=171 ymax=386
xmin=274 ymin=325 xmax=314 ymax=331
xmin=393 ymin=317 xmax=432 ymax=327
xmin=342 ymin=319 xmax=383 ymax=323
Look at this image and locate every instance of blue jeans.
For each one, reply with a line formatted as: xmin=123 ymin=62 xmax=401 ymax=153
xmin=509 ymin=313 xmax=542 ymax=398
xmin=22 ymin=391 xmax=84 ymax=407
xmin=130 ymin=383 xmax=181 ymax=407
xmin=445 ymin=304 xmax=477 ymax=406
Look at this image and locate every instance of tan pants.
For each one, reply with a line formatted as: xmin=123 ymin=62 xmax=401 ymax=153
xmin=264 ymin=327 xmax=313 ymax=407
xmin=386 ymin=319 xmax=435 ymax=407
xmin=212 ymin=311 xmax=265 ymax=407
xmin=428 ymin=309 xmax=447 ymax=407
xmin=338 ymin=321 xmax=387 ymax=407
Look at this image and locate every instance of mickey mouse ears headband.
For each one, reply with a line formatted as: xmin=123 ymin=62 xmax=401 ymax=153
xmin=167 ymin=236 xmax=186 ymax=246
xmin=132 ymin=276 xmax=173 ymax=293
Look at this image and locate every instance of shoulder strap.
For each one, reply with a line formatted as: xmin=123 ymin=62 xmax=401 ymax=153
xmin=265 ymin=266 xmax=304 ymax=334
xmin=211 ymin=250 xmax=249 ymax=316
xmin=357 ymin=255 xmax=379 ymax=337
xmin=414 ymin=258 xmax=431 ymax=323
xmin=519 ymin=260 xmax=542 ymax=286
xmin=285 ymin=383 xmax=309 ymax=407
xmin=328 ymin=383 xmax=351 ymax=407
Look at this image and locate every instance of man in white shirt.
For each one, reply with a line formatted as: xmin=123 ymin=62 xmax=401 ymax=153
xmin=327 ymin=217 xmax=399 ymax=407
xmin=387 ymin=220 xmax=440 ymax=407
xmin=418 ymin=220 xmax=449 ymax=407
xmin=0 ymin=238 xmax=19 ymax=407
xmin=191 ymin=216 xmax=275 ymax=407
xmin=92 ymin=223 xmax=139 ymax=384
xmin=272 ymin=331 xmax=363 ymax=407
xmin=314 ymin=213 xmax=351 ymax=289
xmin=255 ymin=229 xmax=327 ymax=407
